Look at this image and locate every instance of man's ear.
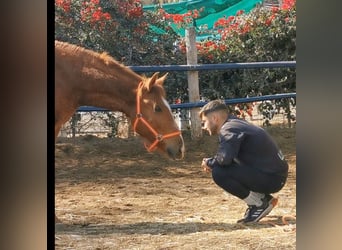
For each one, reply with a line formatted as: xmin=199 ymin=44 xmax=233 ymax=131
xmin=214 ymin=114 xmax=219 ymax=122
xmin=213 ymin=112 xmax=221 ymax=123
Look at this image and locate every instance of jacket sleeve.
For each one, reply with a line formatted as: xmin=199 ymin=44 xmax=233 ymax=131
xmin=206 ymin=127 xmax=245 ymax=168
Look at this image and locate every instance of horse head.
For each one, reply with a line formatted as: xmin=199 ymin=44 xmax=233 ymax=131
xmin=133 ymin=72 xmax=185 ymax=160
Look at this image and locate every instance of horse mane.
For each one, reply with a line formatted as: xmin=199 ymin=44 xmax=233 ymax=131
xmin=55 ymin=41 xmax=166 ymax=103
xmin=55 ymin=40 xmax=141 ymax=80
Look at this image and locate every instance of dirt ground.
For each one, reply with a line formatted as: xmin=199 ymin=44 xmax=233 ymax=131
xmin=55 ymin=125 xmax=296 ymax=249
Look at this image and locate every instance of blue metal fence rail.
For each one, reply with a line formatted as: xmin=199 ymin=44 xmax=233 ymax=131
xmin=76 ymin=61 xmax=296 ymax=112
xmin=129 ymin=61 xmax=296 ymax=72
xmin=77 ymin=93 xmax=296 ymax=112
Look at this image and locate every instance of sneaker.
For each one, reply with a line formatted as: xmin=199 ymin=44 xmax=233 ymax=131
xmin=237 ymin=205 xmax=254 ymax=223
xmin=237 ymin=194 xmax=278 ymax=223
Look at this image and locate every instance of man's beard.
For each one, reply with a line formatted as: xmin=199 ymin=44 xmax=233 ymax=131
xmin=209 ymin=123 xmax=219 ymax=135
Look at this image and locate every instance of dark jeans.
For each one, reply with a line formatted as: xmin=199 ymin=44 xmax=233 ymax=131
xmin=211 ymin=163 xmax=288 ymax=199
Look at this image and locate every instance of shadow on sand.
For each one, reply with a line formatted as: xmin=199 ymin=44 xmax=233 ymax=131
xmin=55 ymin=216 xmax=287 ymax=235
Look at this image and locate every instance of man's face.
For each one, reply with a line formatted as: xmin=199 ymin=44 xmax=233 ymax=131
xmin=201 ymin=113 xmax=219 ymax=135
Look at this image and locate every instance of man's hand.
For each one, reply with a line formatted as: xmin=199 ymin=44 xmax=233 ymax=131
xmin=201 ymin=158 xmax=212 ymax=173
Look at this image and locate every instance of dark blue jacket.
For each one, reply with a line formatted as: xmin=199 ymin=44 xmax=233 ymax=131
xmin=206 ymin=115 xmax=288 ymax=177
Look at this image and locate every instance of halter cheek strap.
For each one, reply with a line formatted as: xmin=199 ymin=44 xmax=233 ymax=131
xmin=133 ymin=82 xmax=181 ymax=152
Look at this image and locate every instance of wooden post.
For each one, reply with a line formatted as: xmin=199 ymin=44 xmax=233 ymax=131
xmin=185 ymin=27 xmax=202 ymax=138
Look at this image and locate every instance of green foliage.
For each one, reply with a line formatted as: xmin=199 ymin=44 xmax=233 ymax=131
xmin=55 ymin=0 xmax=182 ymax=65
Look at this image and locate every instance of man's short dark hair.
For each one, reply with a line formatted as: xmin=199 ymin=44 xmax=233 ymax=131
xmin=199 ymin=100 xmax=228 ymax=118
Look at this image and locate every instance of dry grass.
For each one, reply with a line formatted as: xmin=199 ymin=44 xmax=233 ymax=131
xmin=55 ymin=125 xmax=296 ymax=249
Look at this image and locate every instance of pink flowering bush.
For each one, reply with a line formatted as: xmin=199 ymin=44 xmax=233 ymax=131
xmin=55 ymin=0 xmax=114 ymax=50
xmin=55 ymin=0 xmax=180 ymax=64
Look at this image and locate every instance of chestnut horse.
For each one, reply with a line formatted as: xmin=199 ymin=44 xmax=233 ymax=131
xmin=55 ymin=41 xmax=185 ymax=221
xmin=55 ymin=40 xmax=184 ymax=158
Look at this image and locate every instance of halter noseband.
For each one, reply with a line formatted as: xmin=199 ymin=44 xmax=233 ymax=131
xmin=133 ymin=82 xmax=181 ymax=152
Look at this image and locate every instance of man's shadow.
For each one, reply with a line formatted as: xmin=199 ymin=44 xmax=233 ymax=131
xmin=55 ymin=215 xmax=293 ymax=235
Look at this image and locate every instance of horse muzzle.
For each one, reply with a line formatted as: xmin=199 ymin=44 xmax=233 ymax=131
xmin=166 ymin=136 xmax=185 ymax=160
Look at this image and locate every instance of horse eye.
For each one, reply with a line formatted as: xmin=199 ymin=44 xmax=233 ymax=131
xmin=154 ymin=105 xmax=162 ymax=112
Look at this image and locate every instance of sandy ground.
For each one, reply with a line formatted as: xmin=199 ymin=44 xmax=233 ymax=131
xmin=55 ymin=125 xmax=296 ymax=249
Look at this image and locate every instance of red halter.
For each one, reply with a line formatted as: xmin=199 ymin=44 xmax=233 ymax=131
xmin=133 ymin=82 xmax=181 ymax=152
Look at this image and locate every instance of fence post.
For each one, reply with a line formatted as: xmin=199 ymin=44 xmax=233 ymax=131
xmin=185 ymin=27 xmax=202 ymax=138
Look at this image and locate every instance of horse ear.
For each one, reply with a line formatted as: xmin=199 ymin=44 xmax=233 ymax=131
xmin=146 ymin=72 xmax=159 ymax=91
xmin=156 ymin=73 xmax=168 ymax=86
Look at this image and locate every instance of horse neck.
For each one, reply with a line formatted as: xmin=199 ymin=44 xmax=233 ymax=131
xmin=77 ymin=73 xmax=140 ymax=119
xmin=55 ymin=43 xmax=142 ymax=119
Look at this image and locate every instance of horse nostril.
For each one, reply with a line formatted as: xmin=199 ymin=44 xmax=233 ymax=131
xmin=166 ymin=148 xmax=175 ymax=160
xmin=166 ymin=146 xmax=183 ymax=160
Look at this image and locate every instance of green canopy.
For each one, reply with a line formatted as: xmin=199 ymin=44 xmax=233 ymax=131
xmin=144 ymin=0 xmax=263 ymax=38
